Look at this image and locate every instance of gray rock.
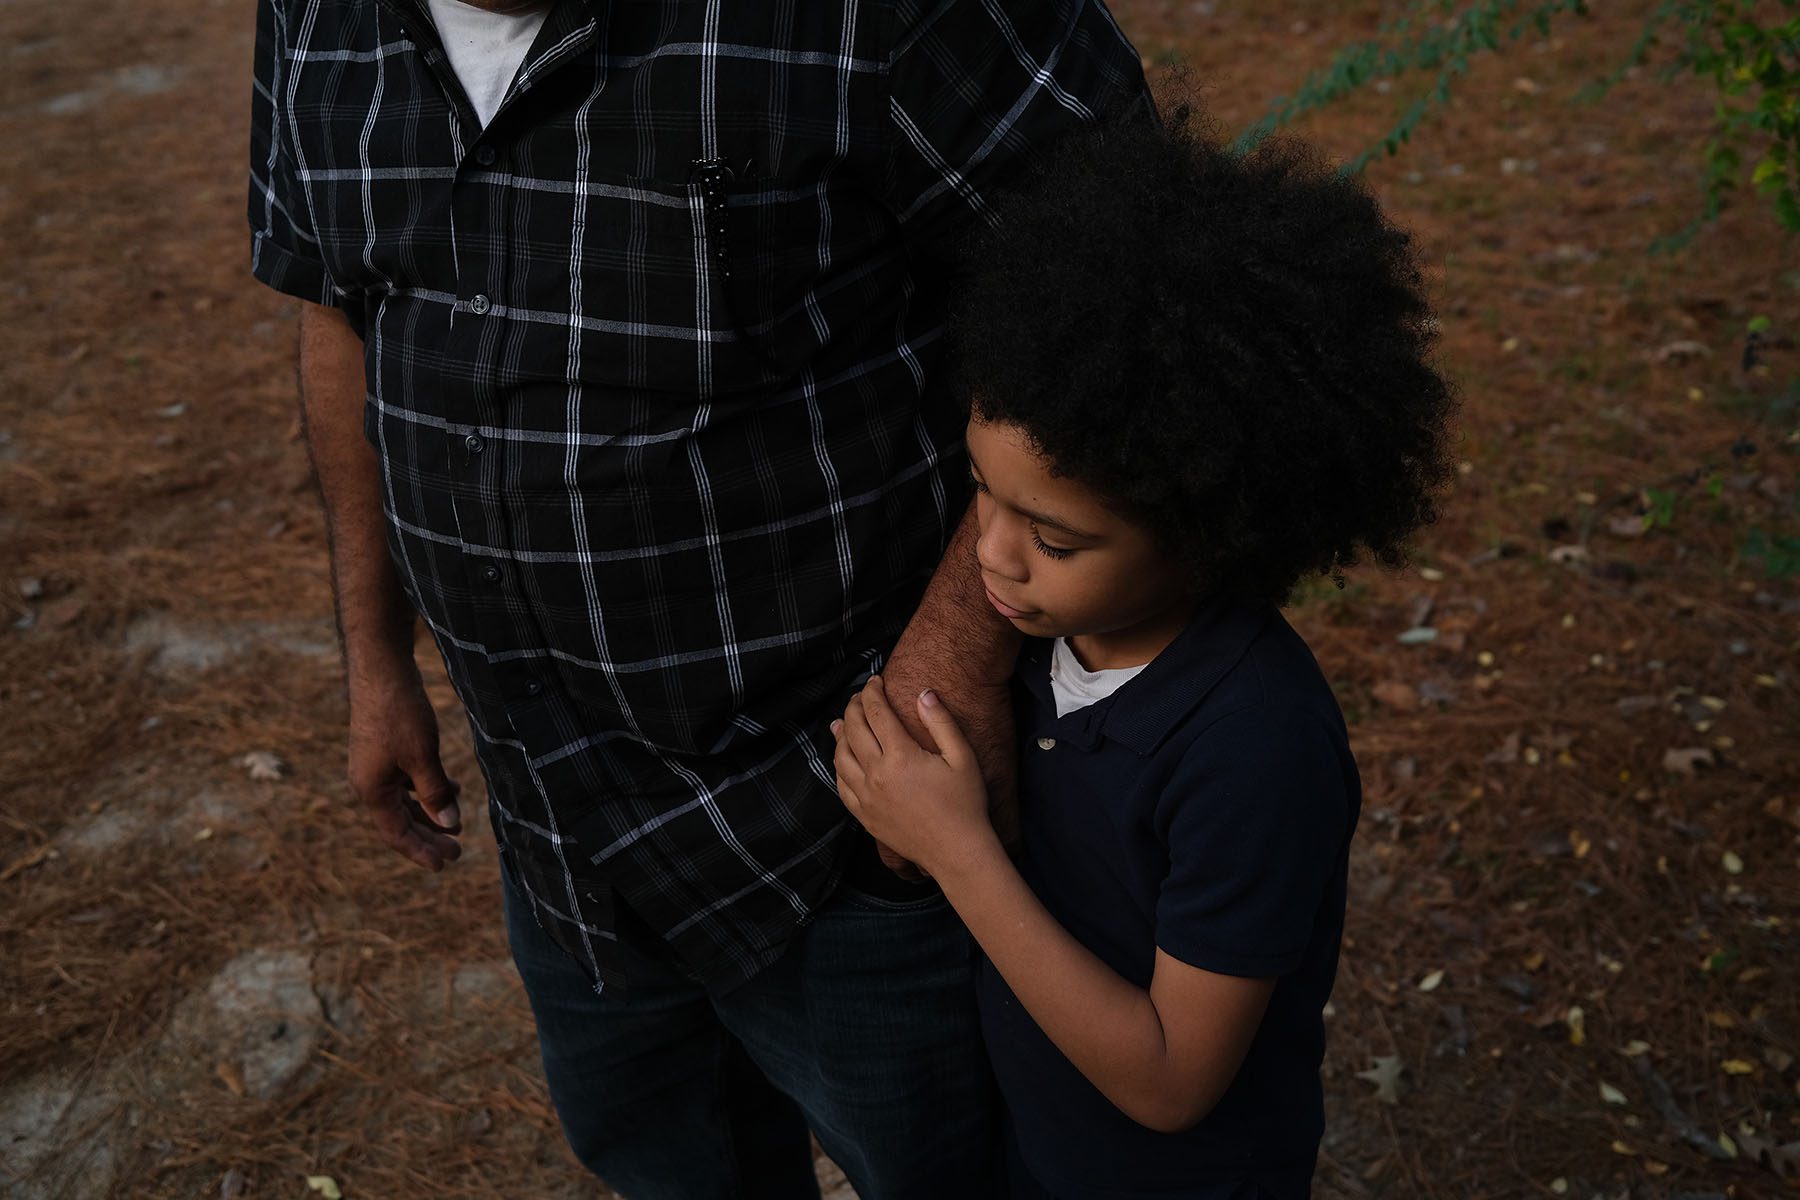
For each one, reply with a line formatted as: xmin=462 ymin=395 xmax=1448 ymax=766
xmin=123 ymin=613 xmax=335 ymax=675
xmin=0 ymin=1073 xmax=128 ymax=1200
xmin=195 ymin=949 xmax=323 ymax=1099
xmin=450 ymin=960 xmax=517 ymax=1010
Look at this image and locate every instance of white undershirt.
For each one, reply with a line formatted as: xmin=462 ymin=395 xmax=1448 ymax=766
xmin=1049 ymin=637 xmax=1149 ymax=719
xmin=425 ymin=0 xmax=548 ymax=128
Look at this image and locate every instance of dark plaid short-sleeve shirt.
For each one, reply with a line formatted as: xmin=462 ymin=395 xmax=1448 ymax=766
xmin=250 ymin=0 xmax=1146 ymax=991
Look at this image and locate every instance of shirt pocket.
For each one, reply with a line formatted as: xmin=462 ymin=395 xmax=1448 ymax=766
xmin=705 ymin=169 xmax=829 ymax=381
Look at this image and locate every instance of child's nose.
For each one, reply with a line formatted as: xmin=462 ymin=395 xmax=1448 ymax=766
xmin=975 ymin=514 xmax=1027 ymax=581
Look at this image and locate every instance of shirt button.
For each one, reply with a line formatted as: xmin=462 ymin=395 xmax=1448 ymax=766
xmin=1036 ymin=737 xmax=1056 ymax=751
xmin=474 ymin=145 xmax=497 ymax=167
xmin=524 ymin=680 xmax=543 ymax=698
xmin=467 ymin=293 xmax=491 ymax=315
xmin=464 ymin=433 xmax=484 ymax=454
xmin=480 ymin=564 xmax=502 ymax=584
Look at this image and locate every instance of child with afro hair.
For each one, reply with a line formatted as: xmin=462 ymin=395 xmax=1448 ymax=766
xmin=832 ymin=110 xmax=1454 ymax=1198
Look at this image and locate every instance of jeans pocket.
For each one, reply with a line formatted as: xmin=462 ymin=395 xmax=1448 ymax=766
xmin=829 ymin=881 xmax=952 ymax=916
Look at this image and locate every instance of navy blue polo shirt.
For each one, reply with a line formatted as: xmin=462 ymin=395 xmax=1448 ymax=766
xmin=978 ymin=600 xmax=1361 ymax=1198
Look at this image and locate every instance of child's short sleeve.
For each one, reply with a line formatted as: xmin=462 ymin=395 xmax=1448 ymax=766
xmin=1153 ymin=705 xmax=1351 ymax=979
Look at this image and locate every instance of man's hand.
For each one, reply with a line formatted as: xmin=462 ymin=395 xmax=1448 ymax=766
xmin=832 ymin=677 xmax=997 ymax=879
xmin=347 ymin=661 xmax=462 ymax=871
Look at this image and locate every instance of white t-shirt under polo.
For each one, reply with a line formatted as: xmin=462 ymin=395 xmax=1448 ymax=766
xmin=1048 ymin=637 xmax=1149 ymax=718
xmin=425 ymin=0 xmax=548 ymax=128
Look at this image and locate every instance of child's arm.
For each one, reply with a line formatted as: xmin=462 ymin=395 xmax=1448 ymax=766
xmin=833 ymin=677 xmax=1275 ymax=1134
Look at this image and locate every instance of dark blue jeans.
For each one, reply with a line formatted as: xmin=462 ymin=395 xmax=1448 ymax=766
xmin=503 ymin=866 xmax=1002 ymax=1200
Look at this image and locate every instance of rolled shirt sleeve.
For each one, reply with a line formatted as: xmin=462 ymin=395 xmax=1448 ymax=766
xmin=879 ymin=0 xmax=1151 ymax=256
xmin=247 ymin=0 xmax=353 ymax=317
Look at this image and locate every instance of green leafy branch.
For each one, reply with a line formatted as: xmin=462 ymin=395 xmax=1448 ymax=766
xmin=1237 ymin=0 xmax=1800 ymax=243
xmin=1232 ymin=0 xmax=1592 ymax=169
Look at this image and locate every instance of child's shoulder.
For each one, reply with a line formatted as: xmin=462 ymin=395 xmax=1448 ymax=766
xmin=1153 ymin=607 xmax=1356 ymax=812
xmin=1197 ymin=609 xmax=1344 ymax=735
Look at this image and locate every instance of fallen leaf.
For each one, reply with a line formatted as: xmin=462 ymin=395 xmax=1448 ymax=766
xmin=1372 ymin=680 xmax=1418 ymax=711
xmin=1548 ymin=1179 xmax=1568 ymax=1196
xmin=1396 ymin=626 xmax=1438 ymax=646
xmin=1548 ymin=544 xmax=1590 ymax=565
xmin=1606 ymin=514 xmax=1647 ymax=538
xmin=1708 ymin=1010 xmax=1737 ymax=1029
xmin=1654 ymin=338 xmax=1712 ymax=363
xmin=1418 ymin=969 xmax=1445 ymax=992
xmin=1722 ymin=1059 xmax=1756 ymax=1075
xmin=215 ymin=1060 xmax=245 ymax=1097
xmin=1611 ymin=1139 xmax=1637 ymax=1155
xmin=1418 ymin=680 xmax=1461 ymax=708
xmin=219 ymin=1168 xmax=246 ymax=1200
xmin=1765 ymin=1048 xmax=1795 ymax=1073
xmin=1355 ymin=1055 xmax=1404 ymax=1104
xmin=238 ymin=751 xmax=288 ymax=782
xmin=1643 ymin=1160 xmax=1670 ymax=1176
xmin=1722 ymin=850 xmax=1744 ymax=875
xmin=1600 ymin=1081 xmax=1628 ymax=1105
xmin=306 ymin=1177 xmax=343 ymax=1200
xmin=1737 ymin=1130 xmax=1800 ymax=1180
xmin=1720 ymin=1132 xmax=1739 ymax=1158
xmin=1485 ymin=732 xmax=1521 ymax=766
xmin=1621 ymin=1040 xmax=1651 ymax=1057
xmin=1661 ymin=747 xmax=1714 ymax=777
xmin=1568 ymin=1006 xmax=1587 ymax=1047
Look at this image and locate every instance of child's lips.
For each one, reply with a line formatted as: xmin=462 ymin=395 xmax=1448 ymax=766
xmin=984 ymin=586 xmax=1033 ymax=620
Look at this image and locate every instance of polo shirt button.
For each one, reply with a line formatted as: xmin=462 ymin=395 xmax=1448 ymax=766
xmin=524 ymin=680 xmax=543 ymax=698
xmin=480 ymin=564 xmax=502 ymax=584
xmin=464 ymin=433 xmax=484 ymax=454
xmin=474 ymin=145 xmax=497 ymax=167
xmin=468 ymin=293 xmax=491 ymax=315
xmin=1036 ymin=737 xmax=1056 ymax=751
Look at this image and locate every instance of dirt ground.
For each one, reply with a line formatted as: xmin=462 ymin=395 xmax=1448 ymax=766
xmin=2 ymin=0 xmax=1797 ymax=1197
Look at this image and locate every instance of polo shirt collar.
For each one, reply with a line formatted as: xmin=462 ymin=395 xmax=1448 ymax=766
xmin=1028 ymin=596 xmax=1271 ymax=757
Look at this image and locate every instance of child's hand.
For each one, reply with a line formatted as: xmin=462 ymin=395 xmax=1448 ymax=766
xmin=832 ymin=676 xmax=996 ymax=877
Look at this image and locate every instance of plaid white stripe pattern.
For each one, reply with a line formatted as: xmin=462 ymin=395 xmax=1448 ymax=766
xmin=250 ymin=0 xmax=1146 ymax=992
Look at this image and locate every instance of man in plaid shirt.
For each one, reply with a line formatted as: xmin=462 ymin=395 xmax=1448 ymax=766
xmin=251 ymin=0 xmax=1145 ymax=1192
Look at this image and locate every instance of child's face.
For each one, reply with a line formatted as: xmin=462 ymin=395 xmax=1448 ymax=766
xmin=966 ymin=416 xmax=1195 ymax=669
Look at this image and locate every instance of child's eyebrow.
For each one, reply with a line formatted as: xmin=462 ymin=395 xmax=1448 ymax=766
xmin=1016 ymin=503 xmax=1099 ymax=542
xmin=966 ymin=447 xmax=1100 ymax=541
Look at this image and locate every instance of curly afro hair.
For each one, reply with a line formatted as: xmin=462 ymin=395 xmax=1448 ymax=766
xmin=951 ymin=109 xmax=1456 ymax=607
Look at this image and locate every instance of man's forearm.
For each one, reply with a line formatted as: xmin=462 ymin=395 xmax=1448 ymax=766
xmin=297 ymin=302 xmax=416 ymax=691
xmin=883 ymin=500 xmax=1021 ymax=746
